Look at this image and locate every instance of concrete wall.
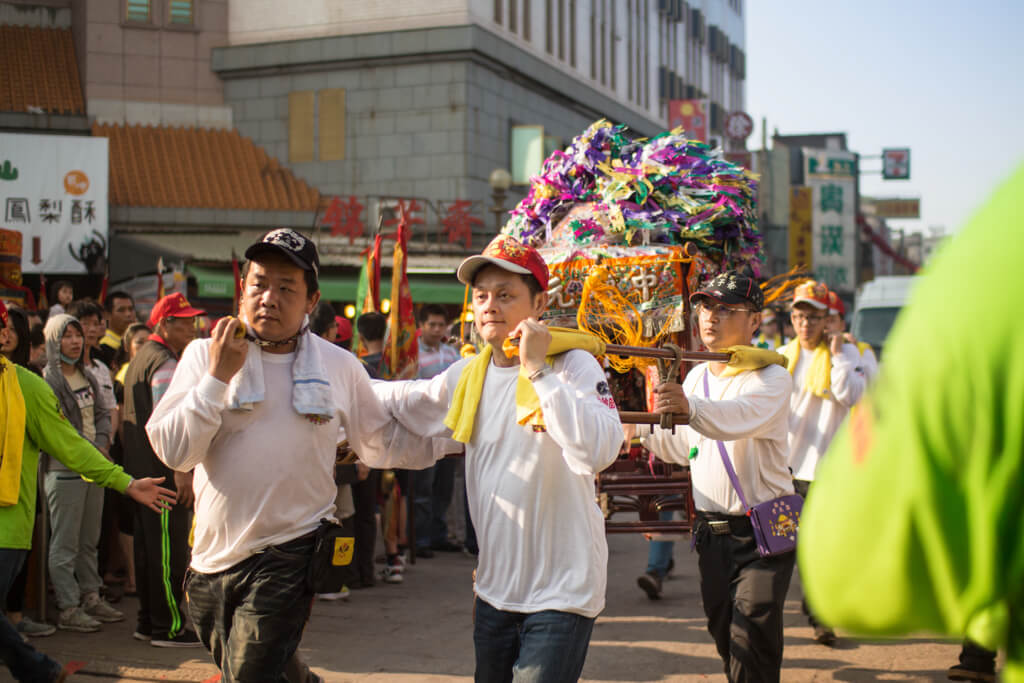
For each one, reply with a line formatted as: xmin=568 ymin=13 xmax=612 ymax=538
xmin=222 ymin=57 xmax=592 ymax=217
xmin=81 ymin=0 xmax=232 ymax=127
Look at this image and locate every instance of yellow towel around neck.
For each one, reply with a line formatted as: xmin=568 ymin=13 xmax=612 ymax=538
xmin=717 ymin=345 xmax=788 ymax=377
xmin=0 ymin=357 xmax=27 ymax=507
xmin=443 ymin=327 xmax=606 ymax=443
xmin=780 ymin=338 xmax=832 ymax=399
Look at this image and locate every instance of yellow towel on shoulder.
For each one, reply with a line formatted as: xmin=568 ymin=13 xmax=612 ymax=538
xmin=0 ymin=357 xmax=26 ymax=507
xmin=717 ymin=346 xmax=788 ymax=377
xmin=780 ymin=339 xmax=832 ymax=399
xmin=444 ymin=327 xmax=606 ymax=443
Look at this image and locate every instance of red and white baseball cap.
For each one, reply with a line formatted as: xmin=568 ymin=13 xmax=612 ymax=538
xmin=147 ymin=293 xmax=206 ymax=328
xmin=456 ymin=235 xmax=550 ymax=291
xmin=792 ymin=280 xmax=830 ymax=310
xmin=826 ymin=290 xmax=846 ymax=317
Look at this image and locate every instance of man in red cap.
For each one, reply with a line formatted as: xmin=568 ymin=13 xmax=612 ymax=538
xmin=122 ymin=292 xmax=205 ymax=647
xmin=826 ymin=291 xmax=878 ymax=382
xmin=779 ymin=281 xmax=866 ymax=646
xmin=370 ymin=234 xmax=622 ymax=682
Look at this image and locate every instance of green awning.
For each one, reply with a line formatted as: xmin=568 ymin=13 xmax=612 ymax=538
xmin=188 ymin=265 xmax=466 ymax=304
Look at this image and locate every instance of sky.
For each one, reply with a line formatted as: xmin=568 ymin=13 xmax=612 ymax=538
xmin=744 ymin=1 xmax=1024 ymax=236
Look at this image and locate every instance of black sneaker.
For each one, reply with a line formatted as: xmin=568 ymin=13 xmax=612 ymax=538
xmin=415 ymin=546 xmax=435 ymax=559
xmin=431 ymin=541 xmax=463 ymax=553
xmin=947 ymin=663 xmax=996 ymax=682
xmin=813 ymin=625 xmax=837 ymax=646
xmin=636 ymin=572 xmax=663 ymax=600
xmin=151 ymin=629 xmax=202 ymax=648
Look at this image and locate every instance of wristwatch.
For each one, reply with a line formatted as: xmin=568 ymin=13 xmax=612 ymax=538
xmin=528 ymin=364 xmax=553 ymax=382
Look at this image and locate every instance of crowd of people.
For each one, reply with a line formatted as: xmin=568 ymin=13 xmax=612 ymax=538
xmin=0 ymin=207 xmax=1012 ymax=682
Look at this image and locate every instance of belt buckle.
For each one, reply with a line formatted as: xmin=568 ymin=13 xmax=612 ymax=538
xmin=707 ymin=520 xmax=731 ymax=535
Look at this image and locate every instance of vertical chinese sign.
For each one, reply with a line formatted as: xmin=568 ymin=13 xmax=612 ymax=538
xmin=788 ymin=187 xmax=813 ymax=270
xmin=0 ymin=133 xmax=109 ymax=273
xmin=803 ymin=148 xmax=857 ymax=294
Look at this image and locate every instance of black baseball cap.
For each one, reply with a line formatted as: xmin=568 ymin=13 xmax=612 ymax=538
xmin=689 ymin=271 xmax=764 ymax=311
xmin=244 ymin=228 xmax=320 ymax=279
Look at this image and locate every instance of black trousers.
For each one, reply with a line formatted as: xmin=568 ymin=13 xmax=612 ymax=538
xmin=185 ymin=533 xmax=315 ymax=683
xmin=350 ymin=470 xmax=379 ymax=586
xmin=694 ymin=513 xmax=795 ymax=683
xmin=133 ymin=503 xmax=191 ymax=639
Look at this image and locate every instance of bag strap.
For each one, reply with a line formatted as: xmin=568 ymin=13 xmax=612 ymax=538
xmin=702 ymin=369 xmax=751 ymax=511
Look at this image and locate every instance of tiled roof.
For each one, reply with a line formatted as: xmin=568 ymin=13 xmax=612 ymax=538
xmin=93 ymin=123 xmax=321 ymax=211
xmin=0 ymin=24 xmax=84 ymax=115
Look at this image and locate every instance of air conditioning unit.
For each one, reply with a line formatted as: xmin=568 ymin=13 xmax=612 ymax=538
xmin=674 ymin=74 xmax=684 ymax=99
xmin=685 ymin=85 xmax=697 ymax=99
xmin=659 ymin=65 xmax=671 ymax=100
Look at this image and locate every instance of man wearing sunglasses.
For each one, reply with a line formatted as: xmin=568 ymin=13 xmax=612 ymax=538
xmin=779 ymin=281 xmax=866 ymax=646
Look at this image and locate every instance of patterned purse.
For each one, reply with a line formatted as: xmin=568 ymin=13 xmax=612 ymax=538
xmin=703 ymin=371 xmax=802 ymax=557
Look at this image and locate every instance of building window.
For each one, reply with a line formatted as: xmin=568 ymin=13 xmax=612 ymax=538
xmin=557 ymin=0 xmax=565 ymax=61
xmin=568 ymin=0 xmax=576 ymax=66
xmin=599 ymin=0 xmax=607 ymax=85
xmin=545 ymin=0 xmax=553 ymax=54
xmin=494 ymin=0 xmax=502 ymax=25
xmin=523 ymin=0 xmax=531 ymax=41
xmin=511 ymin=124 xmax=545 ymax=185
xmin=289 ymin=91 xmax=315 ymax=163
xmin=125 ymin=0 xmax=151 ymax=23
xmin=510 ymin=0 xmax=518 ymax=33
xmin=589 ymin=4 xmax=596 ymax=79
xmin=168 ymin=0 xmax=194 ymax=25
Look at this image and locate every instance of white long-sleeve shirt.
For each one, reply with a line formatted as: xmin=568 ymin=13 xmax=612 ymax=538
xmin=146 ymin=336 xmax=421 ymax=573
xmin=370 ymin=349 xmax=622 ymax=618
xmin=787 ymin=343 xmax=867 ymax=481
xmin=643 ymin=363 xmax=795 ymax=515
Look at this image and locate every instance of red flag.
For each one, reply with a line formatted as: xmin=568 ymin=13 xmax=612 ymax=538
xmin=98 ymin=266 xmax=109 ymax=305
xmin=231 ymin=251 xmax=241 ymax=315
xmin=383 ymin=208 xmax=418 ymax=379
xmin=38 ymin=274 xmax=48 ymax=312
xmin=156 ymin=257 xmax=165 ymax=300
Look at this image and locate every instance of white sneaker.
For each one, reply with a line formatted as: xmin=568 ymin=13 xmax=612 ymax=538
xmin=317 ymin=586 xmax=350 ymax=601
xmin=58 ymin=606 xmax=101 ymax=633
xmin=83 ymin=593 xmax=124 ymax=623
xmin=378 ymin=566 xmax=404 ymax=584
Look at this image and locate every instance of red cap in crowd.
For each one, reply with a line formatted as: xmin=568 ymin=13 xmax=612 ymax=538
xmin=827 ymin=290 xmax=846 ymax=317
xmin=148 ymin=293 xmax=206 ymax=328
xmin=456 ymin=235 xmax=550 ymax=291
xmin=792 ymin=280 xmax=831 ymax=310
xmin=335 ymin=316 xmax=352 ymax=343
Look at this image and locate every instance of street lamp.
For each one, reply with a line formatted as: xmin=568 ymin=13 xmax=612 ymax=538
xmin=489 ymin=168 xmax=512 ymax=232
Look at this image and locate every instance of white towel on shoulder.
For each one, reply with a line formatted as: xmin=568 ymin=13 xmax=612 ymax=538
xmin=224 ymin=321 xmax=334 ymax=420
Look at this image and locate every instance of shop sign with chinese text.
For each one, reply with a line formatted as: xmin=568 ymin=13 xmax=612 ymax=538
xmin=803 ymin=148 xmax=856 ymax=293
xmin=0 ymin=133 xmax=109 ymax=273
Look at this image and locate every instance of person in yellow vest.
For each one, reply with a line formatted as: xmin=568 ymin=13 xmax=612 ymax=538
xmin=0 ymin=299 xmax=175 ymax=682
xmin=779 ymin=280 xmax=867 ymax=646
xmin=825 ymin=290 xmax=877 ymax=381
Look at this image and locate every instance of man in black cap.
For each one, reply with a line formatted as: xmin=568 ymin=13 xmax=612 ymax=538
xmin=146 ymin=228 xmax=413 ymax=680
xmin=637 ymin=271 xmax=797 ymax=683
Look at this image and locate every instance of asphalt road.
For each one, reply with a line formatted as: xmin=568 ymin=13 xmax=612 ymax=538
xmin=4 ymin=531 xmax=968 ymax=682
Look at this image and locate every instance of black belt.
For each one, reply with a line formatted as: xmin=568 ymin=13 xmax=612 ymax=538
xmin=695 ymin=511 xmax=753 ymax=536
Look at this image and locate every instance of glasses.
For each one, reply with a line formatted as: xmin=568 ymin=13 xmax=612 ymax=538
xmin=695 ymin=302 xmax=755 ymax=318
xmin=791 ymin=312 xmax=827 ymax=324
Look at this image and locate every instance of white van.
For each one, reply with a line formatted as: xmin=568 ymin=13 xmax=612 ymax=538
xmin=851 ymin=276 xmax=917 ymax=358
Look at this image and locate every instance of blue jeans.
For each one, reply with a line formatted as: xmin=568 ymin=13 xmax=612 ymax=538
xmin=645 ymin=509 xmax=677 ymax=578
xmin=185 ymin=533 xmax=315 ymax=682
xmin=413 ymin=458 xmax=456 ymax=549
xmin=473 ymin=598 xmax=595 ymax=683
xmin=0 ymin=548 xmax=62 ymax=682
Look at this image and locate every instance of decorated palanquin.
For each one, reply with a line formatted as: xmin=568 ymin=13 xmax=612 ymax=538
xmin=500 ymin=120 xmax=763 ymax=534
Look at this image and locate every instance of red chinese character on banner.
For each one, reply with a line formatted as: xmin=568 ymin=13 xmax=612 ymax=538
xmin=321 ymin=196 xmax=365 ymax=244
xmin=382 ymin=199 xmax=425 ymax=239
xmin=442 ymin=200 xmax=482 ymax=249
